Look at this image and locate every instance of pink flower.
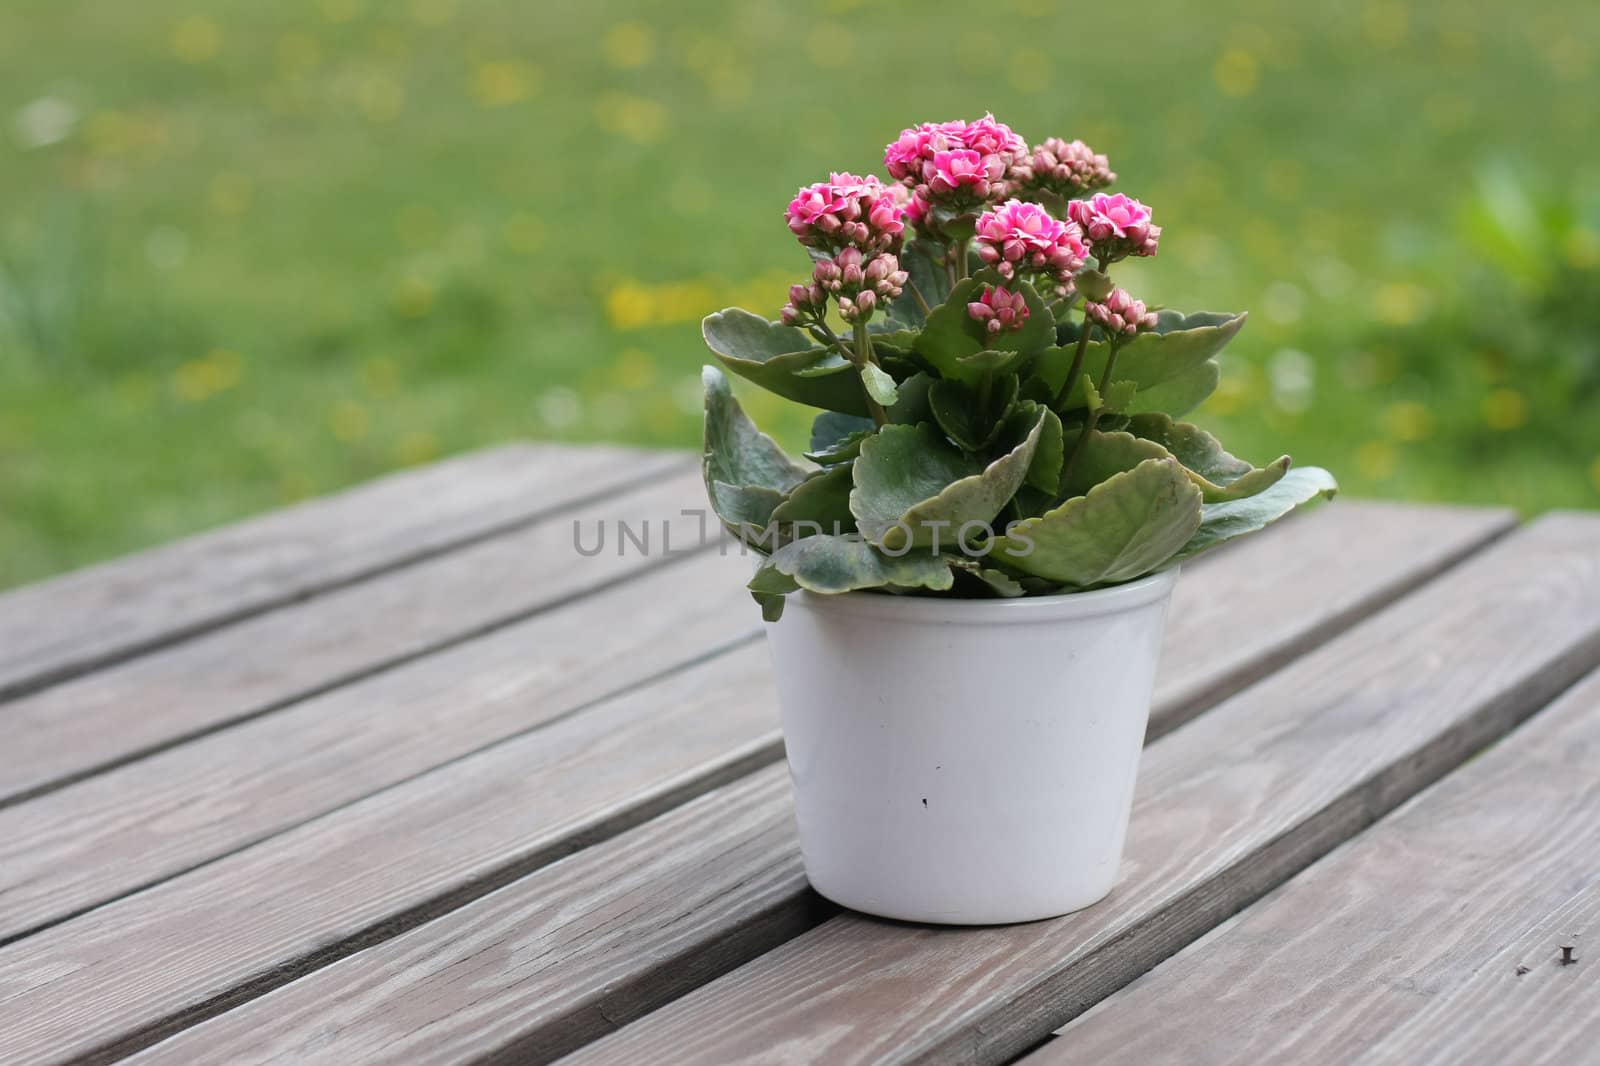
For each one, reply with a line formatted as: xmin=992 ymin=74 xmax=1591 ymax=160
xmin=785 ymin=172 xmax=905 ymax=254
xmin=961 ymin=113 xmax=1028 ymax=166
xmin=928 ymin=149 xmax=991 ymax=197
xmin=973 ymin=200 xmax=1089 ymax=293
xmin=785 ymin=250 xmax=907 ymax=326
xmin=1085 ymin=287 xmax=1158 ymax=336
xmin=1067 ymin=193 xmax=1160 ymax=261
xmin=1015 ymin=137 xmax=1116 ymax=197
xmin=967 ymin=284 xmax=1030 ymax=335
xmin=883 ymin=115 xmax=1028 ymax=214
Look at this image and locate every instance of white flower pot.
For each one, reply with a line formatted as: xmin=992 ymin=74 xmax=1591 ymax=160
xmin=764 ymin=568 xmax=1178 ymax=925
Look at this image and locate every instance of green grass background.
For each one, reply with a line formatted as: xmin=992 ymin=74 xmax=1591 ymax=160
xmin=2 ymin=0 xmax=1598 ymax=589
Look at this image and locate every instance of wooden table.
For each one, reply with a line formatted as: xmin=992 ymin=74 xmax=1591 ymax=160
xmin=1 ymin=443 xmax=1597 ymax=1066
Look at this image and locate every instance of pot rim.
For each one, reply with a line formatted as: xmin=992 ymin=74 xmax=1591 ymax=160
xmin=785 ymin=566 xmax=1179 ymax=626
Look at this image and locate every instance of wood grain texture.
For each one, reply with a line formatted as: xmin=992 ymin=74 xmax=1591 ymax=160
xmin=0 ymin=468 xmax=718 ymax=807
xmin=0 ymin=641 xmax=784 ymax=1066
xmin=1033 ymin=666 xmax=1600 ymax=1066
xmin=1149 ymin=500 xmax=1513 ymax=736
xmin=127 ymin=765 xmax=814 ymax=1066
xmin=0 ymin=547 xmax=758 ymax=943
xmin=559 ymin=514 xmax=1600 ymax=1066
xmin=0 ymin=443 xmax=688 ymax=700
xmin=0 ymin=503 xmax=1499 ymax=946
xmin=100 ymin=505 xmax=1513 ymax=1066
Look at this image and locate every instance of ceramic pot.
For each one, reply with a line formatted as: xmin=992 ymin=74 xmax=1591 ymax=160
xmin=764 ymin=568 xmax=1177 ymax=925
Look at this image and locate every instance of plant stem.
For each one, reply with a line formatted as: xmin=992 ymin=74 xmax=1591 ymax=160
xmin=956 ymin=239 xmax=969 ymax=281
xmin=1056 ymin=337 xmax=1125 ymax=496
xmin=853 ymin=320 xmax=889 ymax=427
xmin=908 ymin=280 xmax=932 ymax=316
xmin=1052 ymin=309 xmax=1096 ymax=412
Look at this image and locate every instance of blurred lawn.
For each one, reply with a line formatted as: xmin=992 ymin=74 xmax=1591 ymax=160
xmin=2 ymin=0 xmax=1598 ymax=589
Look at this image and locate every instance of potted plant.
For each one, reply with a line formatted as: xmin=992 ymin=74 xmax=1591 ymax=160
xmin=701 ymin=115 xmax=1335 ymax=925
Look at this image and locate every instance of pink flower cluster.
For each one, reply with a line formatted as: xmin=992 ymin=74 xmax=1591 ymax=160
xmin=1067 ymin=193 xmax=1160 ymax=263
xmin=974 ymin=200 xmax=1089 ymax=295
xmin=782 ymin=248 xmax=908 ymax=327
xmin=967 ymin=284 xmax=1030 ymax=335
xmin=1014 ymin=138 xmax=1116 ymax=198
xmin=1085 ymin=288 xmax=1158 ymax=336
xmin=785 ymin=172 xmax=905 ymax=254
xmin=883 ymin=114 xmax=1028 ymax=216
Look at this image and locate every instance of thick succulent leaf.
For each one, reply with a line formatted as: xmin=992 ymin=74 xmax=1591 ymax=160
xmin=703 ymin=365 xmax=811 ymax=548
xmin=882 ymin=238 xmax=952 ymax=329
xmin=1031 ymin=310 xmax=1246 ymax=411
xmin=749 ymin=533 xmax=955 ymax=619
xmin=703 ymin=365 xmax=809 ymax=495
xmin=1126 ymin=358 xmax=1221 ymax=417
xmin=809 ymin=410 xmax=875 ymax=454
xmin=1059 ymin=429 xmax=1170 ymax=497
xmin=850 ymin=423 xmax=976 ymax=544
xmin=993 ymin=457 xmax=1204 ymax=586
xmin=949 ymin=558 xmax=1027 ymax=597
xmin=859 ymin=362 xmax=899 ymax=406
xmin=958 ymin=348 xmax=1026 ymax=372
xmin=915 ymin=278 xmax=1055 ymax=385
xmin=703 ymin=308 xmax=872 ymax=415
xmin=928 ymin=374 xmax=1017 ymax=451
xmin=886 ymin=371 xmax=935 ymax=425
xmin=805 ymin=431 xmax=870 ymax=465
xmin=769 ymin=462 xmax=857 ymax=535
xmin=851 ymin=415 xmax=1045 ymax=550
xmin=708 ymin=481 xmax=787 ymax=537
xmin=999 ymin=400 xmax=1064 ymax=494
xmin=1171 ymin=466 xmax=1338 ymax=563
xmin=1127 ymin=412 xmax=1291 ymax=502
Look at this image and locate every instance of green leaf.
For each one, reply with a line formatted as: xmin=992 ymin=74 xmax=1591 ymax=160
xmin=883 ymin=239 xmax=952 ymax=329
xmin=703 ymin=365 xmax=809 ymax=496
xmin=1030 ymin=310 xmax=1246 ymax=412
xmin=949 ymin=558 xmax=1027 ymax=597
xmin=992 ymin=457 xmax=1204 ymax=586
xmin=851 ymin=415 xmax=1045 ymax=550
xmin=1126 ymin=358 xmax=1221 ymax=418
xmin=1058 ymin=429 xmax=1170 ymax=498
xmin=809 ymin=410 xmax=875 ymax=455
xmin=915 ymin=278 xmax=1054 ymax=385
xmin=703 ymin=308 xmax=871 ymax=416
xmin=886 ymin=371 xmax=935 ymax=425
xmin=805 ymin=431 xmax=869 ymax=465
xmin=770 ymin=463 xmax=857 ymax=535
xmin=1127 ymin=413 xmax=1291 ymax=502
xmin=958 ymin=348 xmax=1026 ymax=372
xmin=1102 ymin=380 xmax=1139 ymax=415
xmin=702 ymin=365 xmax=810 ymax=547
xmin=860 ymin=361 xmax=899 ymax=406
xmin=748 ymin=534 xmax=955 ymax=617
xmin=999 ymin=400 xmax=1064 ymax=494
xmin=928 ymin=374 xmax=1017 ymax=451
xmin=1171 ymin=466 xmax=1338 ymax=563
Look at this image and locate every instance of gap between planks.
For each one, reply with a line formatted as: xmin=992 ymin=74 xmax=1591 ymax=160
xmin=0 ymin=444 xmax=692 ymax=703
xmin=0 ymin=504 xmax=1514 ymax=1066
xmin=1029 ymin=664 xmax=1600 ymax=1066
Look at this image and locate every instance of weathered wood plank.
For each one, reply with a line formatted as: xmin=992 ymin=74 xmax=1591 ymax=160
xmin=0 ymin=443 xmax=687 ymax=700
xmin=1030 ymin=667 xmax=1600 ymax=1066
xmin=0 ymin=640 xmax=784 ymax=1066
xmin=554 ymin=514 xmax=1600 ymax=1066
xmin=46 ymin=506 xmax=1513 ymax=1066
xmin=126 ymin=764 xmax=811 ymax=1066
xmin=0 ymin=468 xmax=713 ymax=806
xmin=0 ymin=503 xmax=1507 ymax=950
